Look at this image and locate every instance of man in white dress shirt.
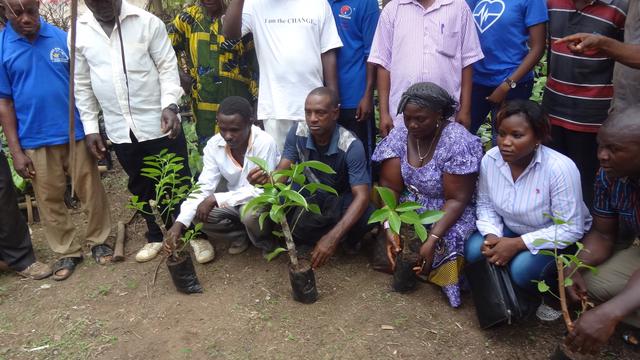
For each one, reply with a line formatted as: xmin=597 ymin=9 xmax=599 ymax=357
xmin=74 ymin=0 xmax=190 ymax=263
xmin=166 ymin=97 xmax=279 ymax=263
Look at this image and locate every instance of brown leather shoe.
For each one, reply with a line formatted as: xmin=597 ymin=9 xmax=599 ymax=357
xmin=18 ymin=261 xmax=53 ymax=280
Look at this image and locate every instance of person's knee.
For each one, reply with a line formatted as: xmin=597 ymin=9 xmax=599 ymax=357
xmin=464 ymin=232 xmax=484 ymax=263
xmin=509 ymin=253 xmax=552 ymax=291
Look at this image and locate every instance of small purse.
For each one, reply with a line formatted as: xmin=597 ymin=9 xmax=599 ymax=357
xmin=464 ymin=259 xmax=534 ymax=329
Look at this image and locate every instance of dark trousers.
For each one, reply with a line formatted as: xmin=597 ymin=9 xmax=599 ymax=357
xmin=112 ymin=132 xmax=191 ymax=242
xmin=0 ymin=151 xmax=35 ymax=271
xmin=470 ymin=80 xmax=534 ymax=136
xmin=338 ymin=109 xmax=376 ymax=171
xmin=548 ymin=126 xmax=598 ymax=208
xmin=290 ymin=192 xmax=374 ymax=246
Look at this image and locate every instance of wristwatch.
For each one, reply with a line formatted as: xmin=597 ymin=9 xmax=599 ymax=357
xmin=166 ymin=103 xmax=180 ymax=114
xmin=504 ymin=78 xmax=517 ymax=89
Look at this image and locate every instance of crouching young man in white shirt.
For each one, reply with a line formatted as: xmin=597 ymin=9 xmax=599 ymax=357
xmin=165 ymin=97 xmax=280 ymax=263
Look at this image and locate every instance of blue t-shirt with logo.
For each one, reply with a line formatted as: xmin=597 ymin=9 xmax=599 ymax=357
xmin=330 ymin=0 xmax=380 ymax=108
xmin=0 ymin=19 xmax=84 ymax=150
xmin=466 ymin=0 xmax=548 ymax=87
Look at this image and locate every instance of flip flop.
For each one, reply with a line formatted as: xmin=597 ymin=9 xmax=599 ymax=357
xmin=52 ymin=257 xmax=83 ymax=281
xmin=91 ymin=244 xmax=114 ymax=265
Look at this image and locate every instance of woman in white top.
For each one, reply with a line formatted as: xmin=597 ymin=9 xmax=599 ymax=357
xmin=465 ymin=100 xmax=592 ymax=297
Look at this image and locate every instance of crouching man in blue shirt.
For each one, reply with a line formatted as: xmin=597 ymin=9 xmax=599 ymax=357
xmin=248 ymin=87 xmax=374 ymax=268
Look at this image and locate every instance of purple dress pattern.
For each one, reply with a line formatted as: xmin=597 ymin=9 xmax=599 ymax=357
xmin=372 ymin=122 xmax=482 ymax=307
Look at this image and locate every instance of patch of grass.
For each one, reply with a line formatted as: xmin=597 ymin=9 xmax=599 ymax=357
xmin=0 ymin=313 xmax=13 ymax=333
xmin=92 ymin=284 xmax=111 ymax=298
xmin=24 ymin=318 xmax=115 ymax=360
xmin=125 ymin=279 xmax=138 ymax=290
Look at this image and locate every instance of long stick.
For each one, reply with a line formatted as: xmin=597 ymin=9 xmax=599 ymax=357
xmin=280 ymin=220 xmax=298 ymax=267
xmin=68 ymin=0 xmax=78 ymax=194
xmin=556 ymin=258 xmax=574 ymax=332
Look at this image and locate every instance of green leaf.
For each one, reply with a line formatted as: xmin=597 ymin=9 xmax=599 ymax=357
xmin=575 ymin=242 xmax=584 ymax=251
xmin=537 ymin=280 xmax=550 ymax=293
xmin=414 ymin=223 xmax=428 ymax=242
xmin=543 ymin=213 xmax=568 ymax=225
xmin=270 ymin=204 xmax=285 ymax=223
xmin=248 ymin=156 xmax=269 ymax=171
xmin=375 ymin=186 xmax=397 ymax=210
xmin=564 ymin=277 xmax=574 ymax=287
xmin=396 ymin=201 xmax=423 ymax=212
xmin=419 ymin=210 xmax=445 ymax=225
xmin=399 ymin=211 xmax=421 ymax=225
xmin=538 ymin=250 xmax=556 ymax=258
xmin=281 ymin=190 xmax=308 ymax=208
xmin=272 ymin=230 xmax=284 ymax=238
xmin=264 ymin=247 xmax=287 ymax=261
xmin=298 ymin=160 xmax=336 ymax=174
xmin=532 ymin=238 xmax=550 ymax=247
xmin=388 ymin=211 xmax=401 ymax=235
xmin=258 ymin=212 xmax=269 ymax=230
xmin=241 ymin=195 xmax=273 ymax=218
xmin=307 ymin=203 xmax=321 ymax=215
xmin=304 ymin=183 xmax=338 ymax=196
xmin=368 ymin=208 xmax=390 ymax=224
xmin=292 ymin=174 xmax=306 ymax=186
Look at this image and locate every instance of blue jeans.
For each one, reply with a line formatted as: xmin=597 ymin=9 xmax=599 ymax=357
xmin=465 ymin=228 xmax=558 ymax=295
xmin=469 ymin=80 xmax=534 ymax=137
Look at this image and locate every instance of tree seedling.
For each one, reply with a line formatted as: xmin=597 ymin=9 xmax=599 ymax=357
xmin=532 ymin=213 xmax=598 ymax=331
xmin=241 ymin=157 xmax=338 ymax=267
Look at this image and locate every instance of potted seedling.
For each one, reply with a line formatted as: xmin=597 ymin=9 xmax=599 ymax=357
xmin=368 ymin=186 xmax=444 ymax=292
xmin=242 ymin=157 xmax=338 ymax=304
xmin=531 ymin=214 xmax=598 ymax=359
xmin=128 ymin=149 xmax=203 ymax=294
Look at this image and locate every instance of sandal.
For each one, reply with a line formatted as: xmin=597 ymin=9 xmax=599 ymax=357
xmin=91 ymin=244 xmax=114 ymax=265
xmin=52 ymin=257 xmax=83 ymax=281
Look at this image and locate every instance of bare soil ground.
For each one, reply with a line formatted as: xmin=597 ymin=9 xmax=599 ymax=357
xmin=0 ymin=166 xmax=637 ymax=360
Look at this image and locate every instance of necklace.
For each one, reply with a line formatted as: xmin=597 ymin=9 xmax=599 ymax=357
xmin=416 ymin=126 xmax=441 ymax=162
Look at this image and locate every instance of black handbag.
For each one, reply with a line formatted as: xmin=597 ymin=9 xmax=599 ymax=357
xmin=464 ymin=259 xmax=534 ymax=329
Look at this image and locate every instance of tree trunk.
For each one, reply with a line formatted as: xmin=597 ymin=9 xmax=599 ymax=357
xmin=280 ymin=219 xmax=299 ymax=267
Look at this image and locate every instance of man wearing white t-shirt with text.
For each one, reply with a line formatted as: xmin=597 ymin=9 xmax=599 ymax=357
xmin=223 ymin=0 xmax=343 ymax=150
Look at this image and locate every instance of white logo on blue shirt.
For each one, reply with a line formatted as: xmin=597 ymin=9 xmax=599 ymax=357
xmin=472 ymin=0 xmax=505 ymax=33
xmin=49 ymin=47 xmax=69 ymax=63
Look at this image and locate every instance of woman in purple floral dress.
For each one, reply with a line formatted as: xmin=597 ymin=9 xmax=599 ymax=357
xmin=372 ymin=82 xmax=482 ymax=307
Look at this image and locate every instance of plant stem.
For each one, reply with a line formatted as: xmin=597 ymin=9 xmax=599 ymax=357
xmin=556 ymin=257 xmax=574 ymax=332
xmin=280 ymin=219 xmax=298 ymax=267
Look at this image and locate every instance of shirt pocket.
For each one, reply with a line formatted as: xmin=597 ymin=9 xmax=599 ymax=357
xmin=437 ymin=31 xmax=459 ymax=58
xmin=125 ymin=43 xmax=153 ymax=72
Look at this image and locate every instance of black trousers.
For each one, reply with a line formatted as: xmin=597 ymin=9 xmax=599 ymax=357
xmin=548 ymin=126 xmax=599 ymax=209
xmin=112 ymin=132 xmax=191 ymax=242
xmin=0 ymin=151 xmax=35 ymax=271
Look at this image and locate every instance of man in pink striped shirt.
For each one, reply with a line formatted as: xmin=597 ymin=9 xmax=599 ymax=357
xmin=368 ymin=0 xmax=483 ymax=136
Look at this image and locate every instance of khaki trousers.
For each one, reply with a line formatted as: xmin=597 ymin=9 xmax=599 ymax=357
xmin=584 ymin=244 xmax=640 ymax=328
xmin=25 ymin=140 xmax=111 ymax=258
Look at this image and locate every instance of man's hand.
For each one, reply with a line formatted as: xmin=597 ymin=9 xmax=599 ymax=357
xmin=247 ymin=167 xmax=270 ymax=186
xmin=163 ymin=222 xmax=185 ymax=254
xmin=355 ymin=95 xmax=373 ymax=122
xmin=379 ymin=112 xmax=394 ymax=137
xmin=310 ymin=232 xmax=340 ymax=269
xmin=196 ymin=195 xmax=217 ymax=222
xmin=556 ymin=33 xmax=606 ymax=55
xmin=11 ymin=151 xmax=35 ymax=179
xmin=565 ymin=306 xmax=619 ymax=355
xmin=486 ymin=82 xmax=510 ymax=105
xmin=482 ymin=236 xmax=525 ymax=266
xmin=85 ymin=133 xmax=107 ymax=160
xmin=161 ymin=108 xmax=181 ymax=139
xmin=565 ymin=267 xmax=589 ymax=304
xmin=455 ymin=110 xmax=471 ymax=130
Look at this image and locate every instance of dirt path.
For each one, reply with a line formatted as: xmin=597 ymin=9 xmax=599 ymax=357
xmin=0 ymin=168 xmax=636 ymax=360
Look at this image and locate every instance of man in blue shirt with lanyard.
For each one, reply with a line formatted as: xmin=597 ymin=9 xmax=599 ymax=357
xmin=0 ymin=0 xmax=112 ymax=281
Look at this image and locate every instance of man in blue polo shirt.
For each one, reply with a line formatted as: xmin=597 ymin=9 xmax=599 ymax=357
xmin=249 ymin=87 xmax=373 ymax=268
xmin=329 ymin=0 xmax=379 ymax=167
xmin=0 ymin=0 xmax=112 ymax=281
